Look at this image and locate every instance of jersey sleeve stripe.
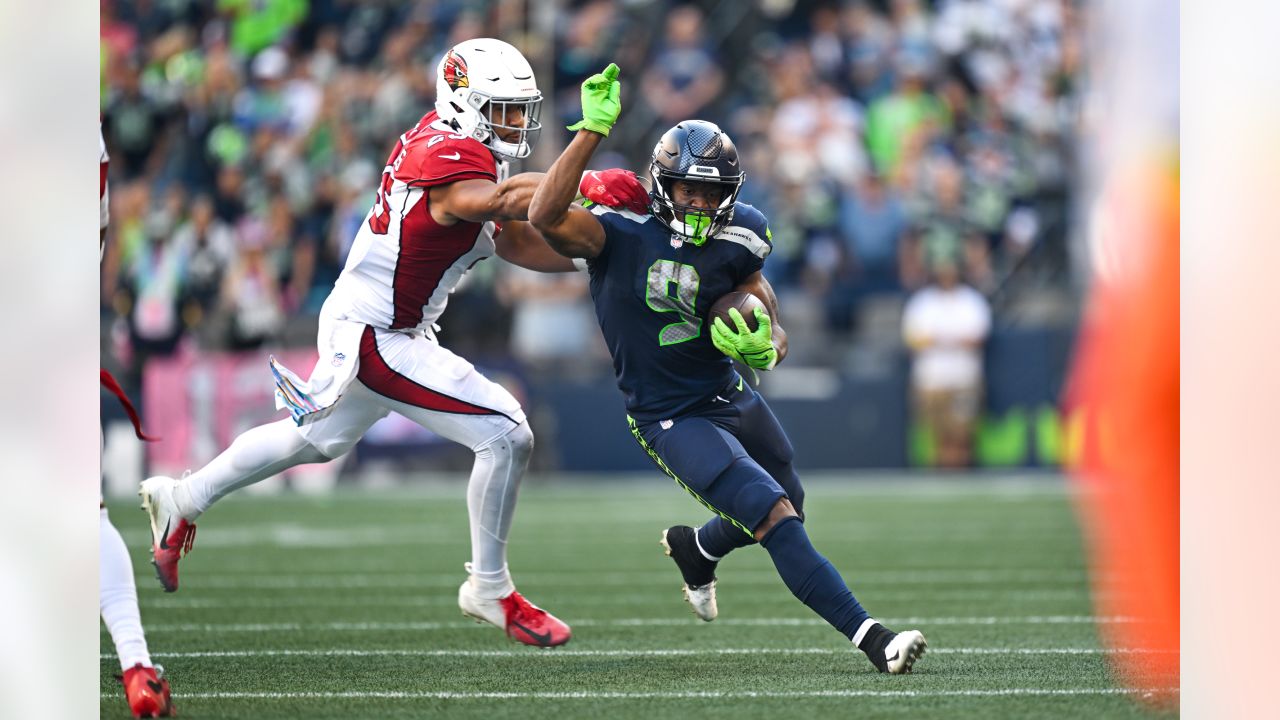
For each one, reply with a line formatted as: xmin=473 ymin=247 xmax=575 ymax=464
xmin=717 ymin=226 xmax=771 ymax=259
xmin=589 ymin=205 xmax=651 ymax=224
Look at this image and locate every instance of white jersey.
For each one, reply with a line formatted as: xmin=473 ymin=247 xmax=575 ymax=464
xmin=329 ymin=110 xmax=503 ymax=331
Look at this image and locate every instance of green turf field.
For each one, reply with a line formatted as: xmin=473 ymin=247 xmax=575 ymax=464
xmin=100 ymin=474 xmax=1178 ymax=719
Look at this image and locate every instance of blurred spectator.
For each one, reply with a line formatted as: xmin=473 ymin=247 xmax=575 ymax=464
xmin=902 ymin=257 xmax=991 ymax=468
xmin=842 ymin=171 xmax=908 ymax=282
xmin=806 ymin=5 xmax=846 ymax=84
xmin=841 ymin=0 xmax=896 ymax=102
xmin=171 ymin=194 xmax=235 ymax=333
xmin=121 ymin=187 xmax=190 ymax=380
xmin=220 ymin=218 xmax=285 ymax=350
xmin=233 ymin=46 xmax=292 ymax=133
xmin=496 ymin=267 xmax=598 ymax=373
xmin=218 ymin=0 xmax=307 ymax=58
xmin=554 ymin=0 xmax=624 ymax=131
xmin=769 ymin=79 xmax=868 ymax=188
xmin=864 ymin=54 xmax=949 ymax=180
xmin=641 ymin=5 xmax=724 ymax=125
xmin=103 ymin=60 xmax=167 ymax=180
xmin=902 ymin=155 xmax=993 ymax=291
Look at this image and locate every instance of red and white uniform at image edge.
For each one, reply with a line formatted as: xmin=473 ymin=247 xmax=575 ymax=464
xmin=100 ymin=123 xmax=155 ymax=444
xmin=330 ymin=110 xmax=504 ymax=332
xmin=100 ymin=123 xmax=175 ymax=717
xmin=101 ymin=124 xmax=110 ymax=245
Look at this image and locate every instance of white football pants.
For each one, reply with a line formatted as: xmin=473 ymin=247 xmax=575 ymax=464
xmin=181 ymin=325 xmax=530 ymax=598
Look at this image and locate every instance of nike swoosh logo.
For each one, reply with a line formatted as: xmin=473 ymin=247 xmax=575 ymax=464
xmin=157 ymin=518 xmax=172 ymax=550
xmin=438 ymin=152 xmax=461 ymax=160
xmin=146 ymin=680 xmax=164 ymax=693
xmin=715 ymin=396 xmax=730 ymax=403
xmin=735 ymin=376 xmax=744 ymax=392
xmin=886 ymin=650 xmax=900 ymax=663
xmin=510 ymin=619 xmax=553 ymax=646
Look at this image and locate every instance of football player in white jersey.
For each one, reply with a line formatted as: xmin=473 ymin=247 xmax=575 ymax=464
xmin=138 ymin=39 xmax=633 ymax=647
xmin=100 ymin=123 xmax=176 ymax=717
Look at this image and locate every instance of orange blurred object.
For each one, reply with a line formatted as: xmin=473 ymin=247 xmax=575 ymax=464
xmin=1068 ymin=158 xmax=1179 ymax=701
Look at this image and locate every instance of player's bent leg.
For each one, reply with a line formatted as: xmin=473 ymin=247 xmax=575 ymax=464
xmin=101 ymin=508 xmax=153 ymax=669
xmin=450 ymin=421 xmax=569 ymax=647
xmin=464 ymin=419 xmax=534 ymax=599
xmin=756 ymin=500 xmax=928 ymax=673
xmin=358 ymin=333 xmax=569 ymax=647
xmin=449 ymin=422 xmax=568 ymax=647
xmin=633 ymin=417 xmax=764 ymax=621
xmin=448 ymin=422 xmax=569 ymax=648
xmin=140 ymin=419 xmax=336 ymax=592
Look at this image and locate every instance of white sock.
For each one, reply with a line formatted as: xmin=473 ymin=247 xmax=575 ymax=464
xmin=694 ymin=527 xmax=723 ymax=562
xmin=466 ymin=422 xmax=533 ymax=599
xmin=852 ymin=617 xmax=879 ymax=648
xmin=185 ymin=419 xmax=329 ymax=515
xmin=100 ymin=508 xmax=152 ymax=671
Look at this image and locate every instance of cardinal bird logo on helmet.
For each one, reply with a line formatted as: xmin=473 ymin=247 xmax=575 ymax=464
xmin=443 ymin=50 xmax=469 ymax=89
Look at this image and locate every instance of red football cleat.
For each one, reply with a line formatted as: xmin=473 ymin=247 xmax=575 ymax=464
xmin=140 ymin=476 xmax=197 ymax=593
xmin=499 ymin=591 xmax=573 ymax=647
xmin=121 ymin=664 xmax=174 ymax=718
xmin=458 ymin=576 xmax=572 ymax=647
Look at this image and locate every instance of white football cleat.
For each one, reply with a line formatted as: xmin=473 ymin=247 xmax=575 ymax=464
xmin=681 ymin=579 xmax=719 ymax=622
xmin=139 ymin=475 xmax=197 ymax=593
xmin=883 ymin=629 xmax=928 ymax=674
xmin=660 ymin=526 xmax=719 ymax=622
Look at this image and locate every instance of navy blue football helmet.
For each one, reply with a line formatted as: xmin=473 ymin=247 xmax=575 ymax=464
xmin=648 ymin=120 xmax=745 ymax=245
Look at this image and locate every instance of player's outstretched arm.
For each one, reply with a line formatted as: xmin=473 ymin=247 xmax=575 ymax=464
xmin=527 ymin=134 xmax=608 ymax=258
xmin=529 ymin=64 xmax=622 ymax=259
xmin=430 ymin=171 xmax=546 ymax=225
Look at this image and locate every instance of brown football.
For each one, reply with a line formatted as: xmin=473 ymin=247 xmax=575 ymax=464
xmin=709 ymin=291 xmax=766 ymax=333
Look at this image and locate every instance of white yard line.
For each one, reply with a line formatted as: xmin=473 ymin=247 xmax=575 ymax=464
xmin=171 ymin=568 xmax=1091 ymax=589
xmin=99 ymin=688 xmax=1176 ymax=700
xmin=129 ymin=615 xmax=1136 ymax=633
xmin=118 ymin=526 xmax=1079 ymax=548
xmin=101 ymin=646 xmax=1176 ymax=660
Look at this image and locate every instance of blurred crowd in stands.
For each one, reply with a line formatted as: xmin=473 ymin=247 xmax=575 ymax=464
xmin=101 ymin=0 xmax=1082 ymax=400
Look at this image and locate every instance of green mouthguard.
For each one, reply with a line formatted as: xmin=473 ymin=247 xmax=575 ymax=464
xmin=683 ymin=214 xmax=711 ymax=245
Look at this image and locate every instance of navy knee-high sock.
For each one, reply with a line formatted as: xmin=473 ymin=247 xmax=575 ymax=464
xmin=760 ymin=516 xmax=870 ymax=639
xmin=695 ymin=515 xmax=755 ymax=559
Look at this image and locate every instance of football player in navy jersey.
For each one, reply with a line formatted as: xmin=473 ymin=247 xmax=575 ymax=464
xmin=530 ymin=64 xmax=928 ymax=673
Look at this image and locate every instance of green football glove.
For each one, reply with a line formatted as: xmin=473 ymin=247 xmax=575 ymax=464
xmin=567 ymin=63 xmax=621 ymax=136
xmin=711 ymin=307 xmax=778 ymax=371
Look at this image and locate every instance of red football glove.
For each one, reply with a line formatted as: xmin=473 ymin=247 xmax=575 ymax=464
xmin=579 ymin=168 xmax=650 ymax=215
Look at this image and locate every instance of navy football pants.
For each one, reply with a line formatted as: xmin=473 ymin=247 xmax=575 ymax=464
xmin=629 ymin=375 xmax=803 ymax=537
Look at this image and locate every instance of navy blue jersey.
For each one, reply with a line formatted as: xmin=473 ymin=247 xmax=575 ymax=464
xmin=585 ymin=202 xmax=773 ymax=422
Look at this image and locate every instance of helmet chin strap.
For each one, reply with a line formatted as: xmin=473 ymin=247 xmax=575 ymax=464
xmin=487 ymin=136 xmax=529 ymax=160
xmin=445 ymin=114 xmax=527 ymax=162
